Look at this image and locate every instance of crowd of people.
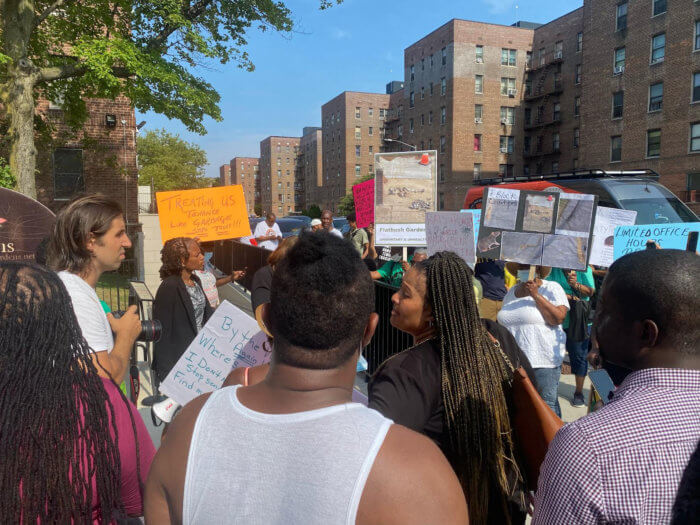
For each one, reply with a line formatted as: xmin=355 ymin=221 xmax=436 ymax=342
xmin=1 ymin=192 xmax=698 ymax=524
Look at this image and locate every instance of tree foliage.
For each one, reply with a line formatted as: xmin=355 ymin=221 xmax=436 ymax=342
xmin=338 ymin=174 xmax=373 ymax=216
xmin=137 ymin=129 xmax=208 ymax=192
xmin=0 ymin=157 xmax=15 ymax=189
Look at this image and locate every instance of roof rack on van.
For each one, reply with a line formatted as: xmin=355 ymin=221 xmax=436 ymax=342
xmin=474 ymin=168 xmax=660 ymax=186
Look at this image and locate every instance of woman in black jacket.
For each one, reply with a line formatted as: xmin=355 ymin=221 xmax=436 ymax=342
xmin=153 ymin=237 xmax=213 ymax=383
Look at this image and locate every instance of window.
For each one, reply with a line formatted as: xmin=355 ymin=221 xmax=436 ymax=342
xmin=694 ymin=73 xmax=700 ymax=103
xmin=439 ymin=164 xmax=445 ymax=182
xmin=420 ymin=86 xmax=425 ymax=100
xmin=553 ymin=133 xmax=560 ymax=151
xmin=647 ymin=129 xmax=661 ymax=157
xmin=552 ymin=162 xmax=559 ymax=173
xmin=441 ymin=46 xmax=447 ymax=65
xmin=474 ymin=134 xmax=482 ymax=152
xmin=526 ymin=51 xmax=532 ymax=68
xmin=368 ymin=126 xmax=373 ymax=136
xmin=553 ymin=103 xmax=561 ymax=121
xmin=577 ymin=32 xmax=583 ymax=52
xmin=612 ymin=91 xmax=624 ymax=118
xmin=430 ymin=54 xmax=434 ymax=67
xmin=611 ymin=136 xmax=622 ymax=161
xmin=525 ymin=78 xmax=532 ymax=96
xmin=438 ymin=193 xmax=444 ymax=211
xmin=651 ymin=33 xmax=665 ymax=64
xmin=369 ymin=145 xmax=373 ymax=154
xmin=499 ymin=164 xmax=514 ymax=177
xmin=575 ymin=64 xmax=582 ymax=84
xmin=652 ymin=0 xmax=666 ymax=16
xmin=277 ymin=170 xmax=281 ymax=177
xmin=538 ymin=47 xmax=546 ymax=66
xmin=409 ymin=118 xmax=414 ymax=133
xmin=420 ymin=114 xmax=425 ymax=126
xmin=500 ymin=77 xmax=516 ymax=96
xmin=397 ymin=124 xmax=403 ymax=138
xmin=440 ymin=106 xmax=446 ymax=124
xmin=575 ymin=96 xmax=581 ymax=117
xmin=524 ymin=136 xmax=531 ymax=153
xmin=499 ymin=136 xmax=514 ymax=153
xmin=441 ymin=77 xmax=446 ymax=95
xmin=53 ymin=148 xmax=84 ymax=199
xmin=276 ymin=144 xmax=281 ymax=152
xmin=524 ymin=165 xmax=530 ymax=176
xmin=379 ymin=108 xmax=386 ymax=119
xmin=501 ymin=48 xmax=516 ymax=66
xmin=500 ymin=106 xmax=515 ymax=125
xmin=476 ymin=45 xmax=484 ymax=62
xmin=410 ymin=64 xmax=415 ymax=81
xmin=355 ymin=107 xmax=361 ymax=118
xmin=475 ymin=104 xmax=483 ymax=121
xmin=649 ymin=82 xmax=663 ymax=111
xmin=691 ymin=123 xmax=700 ymax=152
xmin=420 ymin=141 xmax=425 ymax=150
xmin=440 ymin=136 xmax=446 ymax=153
xmin=475 ymin=75 xmax=483 ymax=94
xmin=355 ymin=126 xmax=361 ymax=139
xmin=355 ymin=145 xmax=361 ymax=157
xmin=421 ymin=58 xmax=425 ymax=71
xmin=428 ymin=110 xmax=433 ymax=124
xmin=696 ymin=21 xmax=700 ymax=51
xmin=409 ymin=91 xmax=415 ymax=108
xmin=614 ymin=47 xmax=626 ymax=73
xmin=617 ymin=3 xmax=627 ymax=31
xmin=574 ymin=128 xmax=580 ymax=148
xmin=428 ymin=138 xmax=433 ymax=149
xmin=355 ymin=164 xmax=361 ymax=177
xmin=554 ymin=41 xmax=563 ymax=59
xmin=474 ymin=163 xmax=482 ymax=178
xmin=429 ymin=82 xmax=434 ymax=96
xmin=368 ymin=107 xmax=374 ymax=117
xmin=524 ymin=108 xmax=532 ymax=126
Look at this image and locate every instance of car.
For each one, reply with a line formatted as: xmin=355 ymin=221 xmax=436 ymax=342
xmin=284 ymin=215 xmax=312 ymax=228
xmin=333 ymin=217 xmax=350 ymax=235
xmin=245 ymin=217 xmax=310 ymax=241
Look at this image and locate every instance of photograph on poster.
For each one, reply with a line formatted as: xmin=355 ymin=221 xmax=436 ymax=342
xmin=483 ymin=188 xmax=519 ymax=230
xmin=522 ymin=193 xmax=556 ymax=233
xmin=542 ymin=234 xmax=589 ymax=270
xmin=500 ymin=231 xmax=544 ymax=265
xmin=375 ymin=152 xmax=436 ymax=225
xmin=556 ymin=194 xmax=596 ymax=237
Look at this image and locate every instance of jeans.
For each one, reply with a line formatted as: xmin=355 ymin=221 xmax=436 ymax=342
xmin=533 ymin=366 xmax=562 ymax=418
xmin=566 ymin=338 xmax=590 ymax=378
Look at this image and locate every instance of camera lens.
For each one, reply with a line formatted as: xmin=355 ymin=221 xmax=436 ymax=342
xmin=139 ymin=320 xmax=162 ymax=343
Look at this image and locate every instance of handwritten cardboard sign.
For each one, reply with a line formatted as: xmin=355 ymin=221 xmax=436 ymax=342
xmin=353 ymin=179 xmax=375 ymax=229
xmin=613 ymin=222 xmax=700 ymax=260
xmin=589 ymin=207 xmax=637 ymax=267
xmin=156 ymin=185 xmax=251 ymax=243
xmin=159 ymin=300 xmax=272 ymax=406
xmin=426 ymin=212 xmax=475 ymax=266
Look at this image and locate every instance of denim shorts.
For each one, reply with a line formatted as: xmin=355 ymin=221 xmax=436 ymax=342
xmin=566 ymin=338 xmax=590 ymax=377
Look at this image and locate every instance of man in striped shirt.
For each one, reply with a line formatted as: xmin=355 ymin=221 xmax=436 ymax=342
xmin=534 ymin=249 xmax=700 ymax=524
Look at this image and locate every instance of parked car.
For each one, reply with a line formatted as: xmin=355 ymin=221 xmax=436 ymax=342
xmin=245 ymin=217 xmax=310 ymax=240
xmin=333 ymin=217 xmax=350 ymax=235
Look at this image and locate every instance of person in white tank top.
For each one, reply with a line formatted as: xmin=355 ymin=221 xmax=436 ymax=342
xmin=145 ymin=233 xmax=468 ymax=524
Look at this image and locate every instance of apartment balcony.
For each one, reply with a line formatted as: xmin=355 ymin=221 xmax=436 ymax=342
xmin=524 ymin=117 xmax=561 ymax=130
xmin=527 ymin=51 xmax=564 ymax=72
xmin=524 ymin=82 xmax=563 ymax=102
xmin=523 ymin=147 xmax=561 ymax=158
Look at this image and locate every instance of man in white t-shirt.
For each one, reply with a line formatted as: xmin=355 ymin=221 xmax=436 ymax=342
xmin=321 ymin=209 xmax=343 ymax=238
xmin=48 ymin=195 xmax=142 ymax=384
xmin=253 ymin=213 xmax=283 ymax=251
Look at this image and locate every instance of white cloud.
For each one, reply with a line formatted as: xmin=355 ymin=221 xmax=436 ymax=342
xmin=483 ymin=0 xmax=515 ymax=14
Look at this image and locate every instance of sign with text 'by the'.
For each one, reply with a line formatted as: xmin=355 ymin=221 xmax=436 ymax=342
xmin=426 ymin=212 xmax=476 ymax=266
xmin=589 ymin=207 xmax=637 ymax=267
xmin=353 ymin=179 xmax=375 ymax=229
xmin=613 ymin=222 xmax=700 ymax=260
xmin=156 ymin=185 xmax=251 ymax=243
xmin=159 ymin=300 xmax=272 ymax=406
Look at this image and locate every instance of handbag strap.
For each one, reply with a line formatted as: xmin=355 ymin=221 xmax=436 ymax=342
xmin=485 ymin=329 xmax=516 ymax=374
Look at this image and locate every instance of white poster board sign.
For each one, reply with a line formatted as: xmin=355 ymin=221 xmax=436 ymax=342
xmin=589 ymin=207 xmax=637 ymax=267
xmin=426 ymin=212 xmax=475 ymax=266
xmin=159 ymin=300 xmax=272 ymax=406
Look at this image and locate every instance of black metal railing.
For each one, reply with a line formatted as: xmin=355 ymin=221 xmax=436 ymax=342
xmin=212 ymin=240 xmax=272 ymax=291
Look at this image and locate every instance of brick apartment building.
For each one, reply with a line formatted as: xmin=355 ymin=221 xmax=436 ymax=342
xmin=299 ymin=127 xmax=323 ymax=210
xmin=579 ymin=0 xmax=700 ymax=203
xmin=258 ymin=136 xmax=301 ymax=216
xmin=319 ymin=92 xmax=391 ymax=212
xmin=229 ymin=157 xmax=259 ymax=215
xmin=219 ymin=163 xmax=231 ymax=185
xmin=34 ymin=96 xmax=139 ymax=225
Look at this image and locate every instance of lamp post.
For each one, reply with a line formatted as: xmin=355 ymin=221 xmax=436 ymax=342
xmin=383 ymin=138 xmax=417 ymax=151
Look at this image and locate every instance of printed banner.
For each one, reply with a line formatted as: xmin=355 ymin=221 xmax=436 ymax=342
xmin=353 ymin=179 xmax=375 ymax=229
xmin=589 ymin=207 xmax=637 ymax=267
xmin=0 ymin=188 xmax=55 ymax=263
xmin=426 ymin=212 xmax=475 ymax=266
xmin=156 ymin=185 xmax=251 ymax=243
xmin=613 ymin=222 xmax=700 ymax=260
xmin=159 ymin=300 xmax=272 ymax=406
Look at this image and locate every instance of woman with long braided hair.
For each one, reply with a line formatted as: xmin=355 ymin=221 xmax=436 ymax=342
xmin=369 ymin=251 xmax=535 ymax=524
xmin=0 ymin=262 xmax=155 ymax=523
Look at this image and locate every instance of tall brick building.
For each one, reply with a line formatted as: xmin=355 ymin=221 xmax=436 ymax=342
xmin=319 ymin=92 xmax=391 ymax=212
xmin=219 ymin=164 xmax=231 ymax=185
xmin=258 ymin=136 xmax=301 ymax=216
xmin=299 ymin=127 xmax=323 ymax=210
xmin=229 ymin=157 xmax=259 ymax=215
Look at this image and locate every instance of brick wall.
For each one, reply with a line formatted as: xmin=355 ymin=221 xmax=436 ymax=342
xmin=300 ymin=128 xmax=323 ymax=209
xmin=219 ymin=164 xmax=231 ymax=185
xmin=230 ymin=157 xmax=259 ymax=215
xmin=258 ymin=136 xmax=300 ymax=216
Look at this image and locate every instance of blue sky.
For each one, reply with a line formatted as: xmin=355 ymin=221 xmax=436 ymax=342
xmin=137 ymin=0 xmax=583 ymax=180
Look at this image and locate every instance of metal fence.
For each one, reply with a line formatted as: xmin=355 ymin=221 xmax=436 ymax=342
xmin=212 ymin=240 xmax=412 ymax=374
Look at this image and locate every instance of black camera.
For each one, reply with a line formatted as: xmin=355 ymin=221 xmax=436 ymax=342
xmin=112 ymin=311 xmax=162 ymax=342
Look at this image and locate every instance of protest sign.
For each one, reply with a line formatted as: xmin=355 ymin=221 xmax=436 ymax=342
xmin=0 ymin=188 xmax=55 ymax=263
xmin=374 ymin=151 xmax=437 ymax=246
xmin=353 ymin=179 xmax=375 ymax=228
xmin=460 ymin=209 xmax=481 ymax=253
xmin=589 ymin=207 xmax=637 ymax=267
xmin=613 ymin=222 xmax=700 ymax=260
xmin=159 ymin=300 xmax=272 ymax=406
xmin=156 ymin=185 xmax=251 ymax=243
xmin=426 ymin=212 xmax=475 ymax=266
xmin=477 ymin=188 xmax=597 ymax=270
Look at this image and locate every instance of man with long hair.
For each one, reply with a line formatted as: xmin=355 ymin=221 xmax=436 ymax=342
xmin=47 ymin=194 xmax=142 ymax=384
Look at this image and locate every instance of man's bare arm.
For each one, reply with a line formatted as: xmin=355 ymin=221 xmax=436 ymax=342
xmin=92 ymin=306 xmax=141 ymax=383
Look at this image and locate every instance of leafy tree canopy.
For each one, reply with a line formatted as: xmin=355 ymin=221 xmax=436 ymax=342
xmin=338 ymin=174 xmax=373 ymax=216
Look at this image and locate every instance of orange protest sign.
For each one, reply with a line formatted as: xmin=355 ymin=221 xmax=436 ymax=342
xmin=156 ymin=186 xmax=251 ymax=242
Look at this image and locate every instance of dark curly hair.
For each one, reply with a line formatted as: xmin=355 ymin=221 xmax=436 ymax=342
xmin=159 ymin=237 xmax=197 ymax=279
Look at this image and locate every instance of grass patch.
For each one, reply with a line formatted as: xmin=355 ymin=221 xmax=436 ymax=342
xmin=96 ymin=273 xmax=132 ymax=312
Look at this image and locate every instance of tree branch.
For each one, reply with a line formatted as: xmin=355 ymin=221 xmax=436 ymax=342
xmin=34 ymin=0 xmax=72 ymax=29
xmin=145 ymin=0 xmax=214 ymax=52
xmin=38 ymin=62 xmax=133 ymax=82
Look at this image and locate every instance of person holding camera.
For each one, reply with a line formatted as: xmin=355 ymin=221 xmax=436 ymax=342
xmin=152 ymin=237 xmax=213 ymax=384
xmin=47 ymin=195 xmax=142 ymax=385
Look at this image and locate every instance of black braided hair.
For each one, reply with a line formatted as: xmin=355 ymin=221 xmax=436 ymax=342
xmin=415 ymin=251 xmax=523 ymax=524
xmin=159 ymin=237 xmax=196 ymax=279
xmin=0 ymin=262 xmax=141 ymax=523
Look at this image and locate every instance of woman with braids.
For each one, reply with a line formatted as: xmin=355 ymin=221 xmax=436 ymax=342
xmin=153 ymin=237 xmax=214 ymax=384
xmin=369 ymin=251 xmax=535 ymax=524
xmin=0 ymin=262 xmax=155 ymax=523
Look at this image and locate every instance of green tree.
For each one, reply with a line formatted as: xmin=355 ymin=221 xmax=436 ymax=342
xmin=338 ymin=174 xmax=373 ymax=216
xmin=0 ymin=157 xmax=16 ymax=189
xmin=254 ymin=203 xmax=262 ymax=217
xmin=137 ymin=129 xmax=208 ymax=192
xmin=307 ymin=204 xmax=321 ymax=218
xmin=0 ymin=0 xmax=340 ymax=199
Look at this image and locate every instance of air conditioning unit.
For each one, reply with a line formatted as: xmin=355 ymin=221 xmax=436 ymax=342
xmin=508 ymin=89 xmax=517 ymax=97
xmin=476 ymin=57 xmax=483 ymax=63
xmin=474 ymin=117 xmax=482 ymax=123
xmin=614 ymin=65 xmax=625 ymax=74
xmin=554 ymin=51 xmax=563 ymax=59
xmin=500 ymin=147 xmax=509 ymax=153
xmin=500 ymin=118 xmax=509 ymax=125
